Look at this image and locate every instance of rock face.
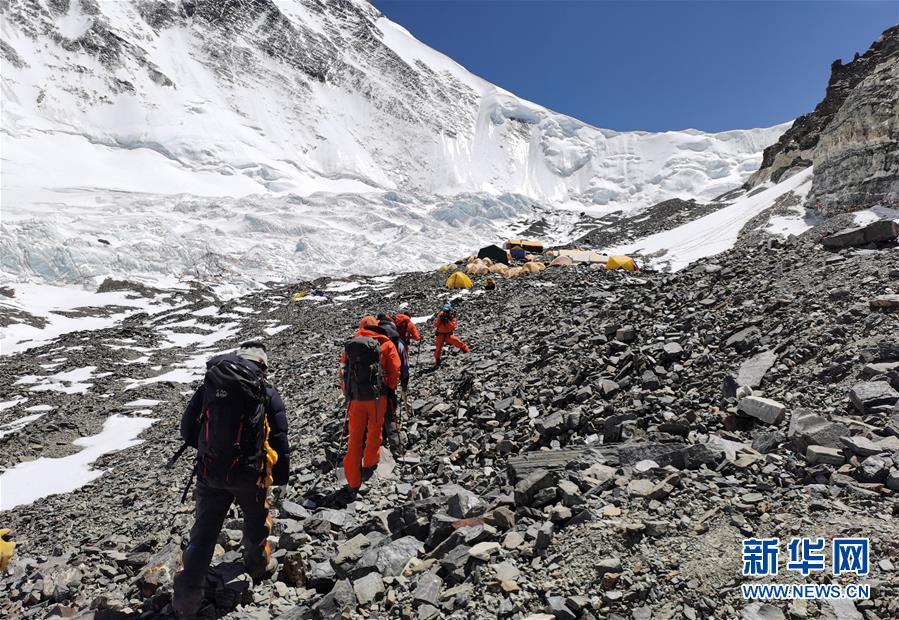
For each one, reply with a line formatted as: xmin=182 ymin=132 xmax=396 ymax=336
xmin=746 ymin=24 xmax=899 ymax=213
xmin=821 ymin=220 xmax=899 ymax=250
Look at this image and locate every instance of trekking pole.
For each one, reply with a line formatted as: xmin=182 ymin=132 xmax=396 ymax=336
xmin=399 ymin=388 xmax=409 ymax=464
xmin=180 ymin=462 xmax=198 ymax=503
xmin=165 ymin=442 xmax=189 ymax=470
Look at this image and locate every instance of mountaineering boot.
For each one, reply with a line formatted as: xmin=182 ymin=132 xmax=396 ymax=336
xmin=244 ymin=539 xmax=277 ymax=583
xmin=328 ymin=485 xmax=358 ymax=508
xmin=172 ymin=571 xmax=204 ymax=620
xmin=361 ymin=466 xmax=376 ymax=482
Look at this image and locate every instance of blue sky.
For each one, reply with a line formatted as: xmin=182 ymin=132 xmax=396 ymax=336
xmin=372 ymin=0 xmax=898 ymax=132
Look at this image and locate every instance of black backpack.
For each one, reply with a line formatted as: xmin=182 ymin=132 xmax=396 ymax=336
xmin=377 ymin=321 xmax=403 ymax=355
xmin=344 ymin=336 xmax=384 ymax=401
xmin=197 ymin=358 xmax=269 ymax=485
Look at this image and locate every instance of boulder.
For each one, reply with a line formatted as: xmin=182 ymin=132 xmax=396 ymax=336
xmin=822 ymin=220 xmax=899 ymax=249
xmin=352 ymin=572 xmax=384 ymax=606
xmin=725 ymin=350 xmax=777 ymax=397
xmin=357 ymin=536 xmax=424 ymax=577
xmin=726 ymin=326 xmax=761 ymax=352
xmin=618 ymin=442 xmax=687 ymax=469
xmin=849 ymin=381 xmax=899 ymax=414
xmin=312 ymin=580 xmax=356 ymax=618
xmin=738 ymin=396 xmax=786 ymax=424
xmin=806 ymin=445 xmax=845 ymax=466
xmin=857 ymin=454 xmax=889 ymax=483
xmin=788 ymin=410 xmax=849 ymax=453
xmin=870 ymin=295 xmax=899 ymax=311
xmin=514 ymin=469 xmax=558 ymax=506
xmin=413 ymin=572 xmax=442 ymax=606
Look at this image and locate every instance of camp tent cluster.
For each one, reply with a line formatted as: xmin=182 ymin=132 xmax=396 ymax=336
xmin=545 ymin=250 xmax=639 ymax=272
xmin=444 ymin=241 xmax=637 ymax=289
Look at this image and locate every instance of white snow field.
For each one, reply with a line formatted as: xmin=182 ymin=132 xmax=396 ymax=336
xmin=608 ymin=168 xmax=815 ymax=270
xmin=1 ymin=0 xmax=788 ymax=291
xmin=0 ymin=414 xmax=157 ymax=511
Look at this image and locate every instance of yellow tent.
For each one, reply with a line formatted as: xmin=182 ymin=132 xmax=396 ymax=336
xmin=607 ymin=255 xmax=638 ymax=271
xmin=291 ymin=291 xmax=308 ymax=300
xmin=446 ymin=271 xmax=473 ymax=289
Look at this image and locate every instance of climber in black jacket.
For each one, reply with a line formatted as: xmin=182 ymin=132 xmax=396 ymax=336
xmin=173 ymin=341 xmax=290 ymax=619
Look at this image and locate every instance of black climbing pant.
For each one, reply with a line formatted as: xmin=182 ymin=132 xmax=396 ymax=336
xmin=173 ymin=476 xmax=272 ymax=615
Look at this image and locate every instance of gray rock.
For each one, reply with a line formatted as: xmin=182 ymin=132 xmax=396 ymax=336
xmin=741 ymin=602 xmax=786 ymax=620
xmin=358 ymin=535 xmax=424 ymax=577
xmin=595 ymin=557 xmax=622 ymax=576
xmin=546 ymin=595 xmax=576 ymax=620
xmin=662 ymin=342 xmax=683 ymax=360
xmin=491 ymin=561 xmax=521 ymax=582
xmin=615 ymin=325 xmax=636 ymax=342
xmin=600 ymin=379 xmax=620 ymax=397
xmin=309 ymin=560 xmax=336 ymax=592
xmin=726 ymin=326 xmax=761 ymax=352
xmin=418 ymin=603 xmax=441 ymax=620
xmin=641 ymin=370 xmax=661 ymax=390
xmin=618 ymin=442 xmax=687 ymax=469
xmin=751 ymin=430 xmax=784 ymax=454
xmin=788 ymin=410 xmax=849 ymax=453
xmin=840 ymin=434 xmax=899 ymax=457
xmin=134 ymin=542 xmax=180 ymax=597
xmin=822 ymin=599 xmax=863 ymax=620
xmin=514 ymin=468 xmax=558 ymax=507
xmin=535 ymin=411 xmax=566 ymax=436
xmin=857 ymin=454 xmax=889 ymax=482
xmin=740 ymin=349 xmax=776 ymax=382
xmin=557 ymin=479 xmax=585 ymax=506
xmin=352 ymin=572 xmax=384 ymax=606
xmin=334 ymin=534 xmax=371 ymax=566
xmin=312 ymin=579 xmax=356 ymax=617
xmin=861 ymin=361 xmax=899 ymax=378
xmin=447 ymin=488 xmax=484 ymax=519
xmin=849 ymin=381 xmax=899 ymax=414
xmin=535 ymin=521 xmax=554 ymax=550
xmin=886 ymin=467 xmax=899 ymax=491
xmin=413 ymin=571 xmax=442 ymax=605
xmin=279 ymin=500 xmax=311 ymax=521
xmin=738 ymin=396 xmax=786 ymax=424
xmin=806 ymin=445 xmax=845 ymax=465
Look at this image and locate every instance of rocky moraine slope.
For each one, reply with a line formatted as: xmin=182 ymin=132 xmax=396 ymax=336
xmin=1 ymin=9 xmax=899 ymax=620
xmin=1 ymin=205 xmax=898 ymax=620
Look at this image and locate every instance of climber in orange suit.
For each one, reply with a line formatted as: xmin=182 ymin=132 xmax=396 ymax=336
xmin=339 ymin=316 xmax=401 ymax=496
xmin=433 ymin=302 xmax=469 ymax=368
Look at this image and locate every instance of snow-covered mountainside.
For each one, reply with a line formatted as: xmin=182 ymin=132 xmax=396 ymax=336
xmin=1 ymin=0 xmax=786 ymax=287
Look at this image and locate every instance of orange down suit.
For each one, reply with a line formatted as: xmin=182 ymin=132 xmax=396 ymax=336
xmin=339 ymin=328 xmax=401 ymax=489
xmin=434 ymin=311 xmax=469 ymax=363
xmin=394 ymin=314 xmax=422 ymax=344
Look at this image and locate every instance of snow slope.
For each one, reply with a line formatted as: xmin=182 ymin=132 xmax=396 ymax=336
xmin=1 ymin=0 xmax=788 ymax=288
xmin=607 ymin=168 xmax=815 ymax=270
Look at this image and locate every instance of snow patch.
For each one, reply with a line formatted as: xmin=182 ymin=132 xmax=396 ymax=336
xmin=0 ymin=414 xmax=157 ymax=511
xmin=15 ymin=365 xmax=104 ymax=394
xmin=263 ymin=324 xmax=291 ymax=336
xmin=125 ymin=367 xmax=202 ymax=390
xmin=0 ymin=413 xmax=46 ymax=440
xmin=0 ymin=397 xmax=28 ymax=411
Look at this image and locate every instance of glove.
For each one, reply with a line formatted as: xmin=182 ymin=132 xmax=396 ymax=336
xmin=0 ymin=529 xmax=15 ymax=572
